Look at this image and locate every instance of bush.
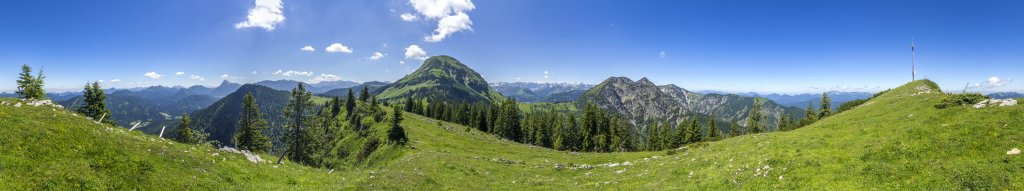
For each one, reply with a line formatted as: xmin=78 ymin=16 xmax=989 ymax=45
xmin=357 ymin=139 xmax=381 ymax=163
xmin=934 ymin=93 xmax=988 ymax=109
xmin=837 ymin=99 xmax=868 ymax=113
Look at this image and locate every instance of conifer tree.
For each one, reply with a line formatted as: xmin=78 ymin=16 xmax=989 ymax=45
xmin=359 ymin=86 xmax=370 ymax=102
xmin=345 ymin=89 xmax=356 ymax=117
xmin=235 ymin=92 xmax=271 ymax=153
xmin=330 ymin=96 xmax=343 ymax=117
xmin=278 ymin=83 xmax=315 ymax=165
xmin=79 ymin=81 xmax=113 ymax=125
xmin=818 ymin=92 xmax=832 ymax=119
xmin=705 ymin=115 xmax=719 ymax=141
xmin=387 ymin=106 xmax=409 ymax=145
xmin=175 ymin=112 xmax=196 ymax=143
xmin=777 ymin=112 xmax=790 ymax=131
xmin=803 ymin=101 xmax=817 ymax=126
xmin=15 ymin=64 xmax=47 ymax=100
xmin=686 ymin=117 xmax=701 ymax=143
xmin=745 ymin=98 xmax=765 ymax=133
xmin=729 ymin=120 xmax=741 ymax=137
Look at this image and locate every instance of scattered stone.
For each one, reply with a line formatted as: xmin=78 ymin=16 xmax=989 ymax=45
xmin=554 ymin=163 xmax=565 ymax=170
xmin=1009 ymin=148 xmax=1021 ymax=155
xmin=13 ymin=102 xmax=21 ymax=107
xmin=615 ymin=169 xmax=626 ymax=174
xmin=218 ymin=147 xmax=266 ymax=163
xmin=975 ymin=99 xmax=1018 ymax=109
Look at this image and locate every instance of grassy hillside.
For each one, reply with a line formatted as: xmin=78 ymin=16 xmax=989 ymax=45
xmin=2 ymin=80 xmax=1023 ymax=189
xmin=375 ymin=55 xmax=505 ymax=104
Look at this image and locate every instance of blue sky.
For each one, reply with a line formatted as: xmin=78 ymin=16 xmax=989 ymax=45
xmin=1 ymin=0 xmax=1022 ymax=94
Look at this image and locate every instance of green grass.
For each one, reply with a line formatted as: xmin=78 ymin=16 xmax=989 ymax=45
xmin=2 ymin=80 xmax=1023 ymax=189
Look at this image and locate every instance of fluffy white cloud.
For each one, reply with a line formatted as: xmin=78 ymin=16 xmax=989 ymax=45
xmin=369 ymin=52 xmax=385 ymax=60
xmin=409 ymin=0 xmax=476 ymax=42
xmin=659 ymin=51 xmax=667 ymax=58
xmin=111 ymin=79 xmax=122 ymax=83
xmin=325 ymin=43 xmax=353 ymax=53
xmin=974 ymin=76 xmax=1012 ymax=89
xmin=308 ymin=73 xmax=341 ymax=84
xmin=400 ymin=61 xmax=406 ymax=65
xmin=175 ymin=72 xmax=185 ymax=75
xmin=234 ymin=0 xmax=285 ymax=31
xmin=276 ymin=70 xmax=312 ymax=77
xmin=301 ymin=46 xmax=315 ymax=52
xmin=221 ymin=74 xmax=230 ymax=79
xmin=544 ymin=70 xmax=549 ymax=79
xmin=190 ymin=75 xmax=206 ymax=81
xmin=400 ymin=13 xmax=418 ymax=21
xmin=144 ymin=72 xmax=162 ymax=79
xmin=252 ymin=70 xmax=258 ymax=75
xmin=425 ymin=12 xmax=472 ymax=42
xmin=404 ymin=45 xmax=428 ymax=60
xmin=409 ymin=0 xmax=475 ymax=19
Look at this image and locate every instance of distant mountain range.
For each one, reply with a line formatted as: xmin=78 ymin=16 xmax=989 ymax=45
xmin=491 ymin=82 xmax=593 ymax=103
xmin=579 ymin=77 xmax=805 ymax=129
xmin=987 ymin=92 xmax=1024 ymax=99
xmin=319 ymin=81 xmax=389 ymax=98
xmin=254 ymin=79 xmax=361 ymax=94
xmin=56 ymin=86 xmax=221 ymax=134
xmin=374 ymin=55 xmax=505 ymax=104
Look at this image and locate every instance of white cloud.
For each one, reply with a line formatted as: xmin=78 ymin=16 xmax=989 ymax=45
xmin=425 ymin=12 xmax=472 ymax=42
xmin=404 ymin=45 xmax=428 ymax=60
xmin=190 ymin=75 xmax=206 ymax=81
xmin=308 ymin=73 xmax=341 ymax=84
xmin=275 ymin=70 xmax=312 ymax=77
xmin=110 ymin=79 xmax=122 ymax=83
xmin=325 ymin=43 xmax=353 ymax=53
xmin=175 ymin=72 xmax=185 ymax=75
xmin=252 ymin=70 xmax=258 ymax=75
xmin=409 ymin=0 xmax=475 ymax=19
xmin=221 ymin=74 xmax=230 ymax=79
xmin=369 ymin=52 xmax=386 ymax=60
xmin=409 ymin=0 xmax=476 ymax=42
xmin=659 ymin=51 xmax=666 ymax=58
xmin=400 ymin=13 xmax=418 ymax=21
xmin=301 ymin=46 xmax=315 ymax=52
xmin=544 ymin=70 xmax=550 ymax=79
xmin=400 ymin=61 xmax=406 ymax=65
xmin=144 ymin=72 xmax=163 ymax=79
xmin=974 ymin=76 xmax=1012 ymax=89
xmin=234 ymin=0 xmax=285 ymax=31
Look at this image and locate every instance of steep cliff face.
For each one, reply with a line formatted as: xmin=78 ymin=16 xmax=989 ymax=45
xmin=578 ymin=77 xmax=803 ymax=128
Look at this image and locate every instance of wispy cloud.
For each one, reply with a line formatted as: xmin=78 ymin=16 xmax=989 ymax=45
xmin=190 ymin=75 xmax=206 ymax=81
xmin=369 ymin=52 xmax=385 ymax=60
xmin=309 ymin=73 xmax=341 ymax=84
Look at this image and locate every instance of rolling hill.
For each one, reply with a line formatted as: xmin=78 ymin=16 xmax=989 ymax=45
xmin=2 ymin=80 xmax=1024 ymax=189
xmin=374 ymin=55 xmax=505 ymax=104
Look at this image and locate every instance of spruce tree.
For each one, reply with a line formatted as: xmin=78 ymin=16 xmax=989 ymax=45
xmin=686 ymin=117 xmax=701 ymax=143
xmin=79 ymin=82 xmax=113 ymax=125
xmin=235 ymin=92 xmax=271 ymax=153
xmin=705 ymin=116 xmax=719 ymax=141
xmin=176 ymin=112 xmax=196 ymax=144
xmin=345 ymin=89 xmax=356 ymax=117
xmin=729 ymin=120 xmax=741 ymax=137
xmin=745 ymin=98 xmax=765 ymax=133
xmin=777 ymin=112 xmax=790 ymax=131
xmin=387 ymin=106 xmax=409 ymax=144
xmin=359 ymin=86 xmax=370 ymax=102
xmin=803 ymin=101 xmax=817 ymax=126
xmin=15 ymin=64 xmax=46 ymax=100
xmin=818 ymin=92 xmax=832 ymax=119
xmin=330 ymin=96 xmax=343 ymax=117
xmin=278 ymin=83 xmax=315 ymax=165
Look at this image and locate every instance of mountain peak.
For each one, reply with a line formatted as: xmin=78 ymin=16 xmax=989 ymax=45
xmin=637 ymin=77 xmax=655 ymax=86
xmin=376 ymin=55 xmax=505 ymax=104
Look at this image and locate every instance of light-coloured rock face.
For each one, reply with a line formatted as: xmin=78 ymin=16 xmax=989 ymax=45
xmin=219 ymin=147 xmax=266 ymax=163
xmin=973 ymin=99 xmax=1018 ymax=109
xmin=1008 ymin=148 xmax=1021 ymax=155
xmin=580 ymin=77 xmax=796 ymax=128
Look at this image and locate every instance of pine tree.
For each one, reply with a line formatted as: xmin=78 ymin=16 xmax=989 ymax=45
xmin=729 ymin=120 xmax=741 ymax=137
xmin=359 ymin=86 xmax=370 ymax=102
xmin=15 ymin=64 xmax=46 ymax=100
xmin=818 ymin=92 xmax=832 ymax=119
xmin=777 ymin=112 xmax=790 ymax=131
xmin=647 ymin=123 xmax=662 ymax=150
xmin=278 ymin=83 xmax=315 ymax=165
xmin=686 ymin=117 xmax=701 ymax=143
xmin=387 ymin=107 xmax=409 ymax=144
xmin=705 ymin=115 xmax=719 ymax=141
xmin=745 ymin=98 xmax=765 ymax=133
xmin=176 ymin=112 xmax=196 ymax=144
xmin=235 ymin=92 xmax=271 ymax=153
xmin=345 ymin=89 xmax=356 ymax=117
xmin=330 ymin=96 xmax=343 ymax=117
xmin=493 ymin=99 xmax=522 ymax=142
xmin=803 ymin=101 xmax=817 ymax=126
xmin=78 ymin=81 xmax=113 ymax=125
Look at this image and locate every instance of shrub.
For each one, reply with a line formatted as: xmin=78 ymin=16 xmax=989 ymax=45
xmin=934 ymin=93 xmax=988 ymax=109
xmin=837 ymin=99 xmax=868 ymax=113
xmin=357 ymin=139 xmax=381 ymax=163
